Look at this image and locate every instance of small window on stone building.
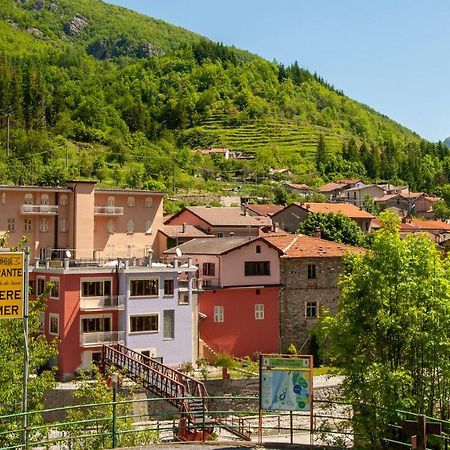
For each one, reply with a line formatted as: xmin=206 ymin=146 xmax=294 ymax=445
xmin=305 ymin=301 xmax=318 ymax=318
xmin=307 ymin=264 xmax=316 ymax=280
xmin=214 ymin=306 xmax=224 ymax=323
xmin=60 ymin=194 xmax=68 ymax=206
xmin=24 ymin=193 xmax=33 ymax=204
xmin=127 ymin=196 xmax=135 ymax=207
xmin=256 ymin=245 xmax=261 ymax=253
xmin=145 ymin=197 xmax=153 ymax=208
xmin=255 ymin=304 xmax=264 ymax=320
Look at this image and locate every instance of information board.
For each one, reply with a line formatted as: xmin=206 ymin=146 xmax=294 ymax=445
xmin=0 ymin=252 xmax=24 ymax=319
xmin=260 ymin=354 xmax=312 ymax=411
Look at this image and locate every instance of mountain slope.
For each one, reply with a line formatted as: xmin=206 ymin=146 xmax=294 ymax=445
xmin=0 ymin=0 xmax=447 ymax=197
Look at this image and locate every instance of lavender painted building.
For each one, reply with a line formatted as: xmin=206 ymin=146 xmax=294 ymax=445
xmin=118 ymin=261 xmax=198 ymax=366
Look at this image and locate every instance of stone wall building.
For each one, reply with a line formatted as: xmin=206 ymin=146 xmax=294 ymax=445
xmin=262 ymin=235 xmax=363 ymax=354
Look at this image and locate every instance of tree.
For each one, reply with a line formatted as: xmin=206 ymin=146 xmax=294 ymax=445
xmin=315 ymin=134 xmax=328 ymax=174
xmin=319 ymin=213 xmax=450 ymax=446
xmin=298 ymin=212 xmax=366 ymax=247
xmin=0 ymin=236 xmax=58 ymax=448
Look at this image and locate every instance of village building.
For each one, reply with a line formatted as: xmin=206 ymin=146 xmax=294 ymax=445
xmin=164 ymin=237 xmax=281 ymax=359
xmin=242 ymin=203 xmax=284 ymax=217
xmin=0 ymin=182 xmax=164 ymax=261
xmin=338 ymin=184 xmax=386 ymax=206
xmin=271 ymin=202 xmax=375 ymax=233
xmin=164 ymin=206 xmax=271 ymax=238
xmin=261 ymin=234 xmax=362 ymax=353
xmin=283 ymin=182 xmax=312 ymax=196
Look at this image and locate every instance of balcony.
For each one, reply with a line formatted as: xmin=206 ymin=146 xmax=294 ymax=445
xmin=80 ymin=331 xmax=125 ymax=346
xmin=80 ymin=295 xmax=125 ymax=311
xmin=20 ymin=204 xmax=59 ymax=215
xmin=198 ymin=278 xmax=220 ymax=290
xmin=94 ymin=206 xmax=124 ymax=216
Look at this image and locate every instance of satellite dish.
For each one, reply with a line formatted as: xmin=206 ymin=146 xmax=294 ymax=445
xmin=65 ymin=250 xmax=72 ymax=258
xmin=175 ymin=247 xmax=182 ymax=258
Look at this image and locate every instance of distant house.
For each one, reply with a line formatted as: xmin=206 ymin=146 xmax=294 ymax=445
xmin=262 ymin=234 xmax=363 ymax=352
xmin=271 ymin=202 xmax=375 ymax=233
xmin=375 ymin=190 xmax=441 ymax=218
xmin=164 ymin=206 xmax=271 ymax=238
xmin=268 ymin=168 xmax=292 ymax=178
xmin=242 ymin=203 xmax=284 ymax=217
xmin=338 ymin=184 xmax=386 ymax=206
xmin=284 ymin=182 xmax=311 ymax=196
xmin=194 ymin=147 xmax=236 ymax=160
xmin=318 ymin=179 xmax=365 ymax=201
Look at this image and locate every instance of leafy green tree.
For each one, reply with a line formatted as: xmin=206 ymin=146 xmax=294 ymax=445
xmin=315 ymin=134 xmax=328 ymax=173
xmin=298 ymin=212 xmax=366 ymax=246
xmin=64 ymin=367 xmax=159 ymax=449
xmin=319 ymin=213 xmax=450 ymax=446
xmin=0 ymin=236 xmax=57 ymax=448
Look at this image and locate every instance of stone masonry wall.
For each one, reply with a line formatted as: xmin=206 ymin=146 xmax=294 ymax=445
xmin=279 ymin=257 xmax=342 ymax=353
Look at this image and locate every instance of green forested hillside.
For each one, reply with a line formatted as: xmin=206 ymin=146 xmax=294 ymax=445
xmin=0 ymin=0 xmax=449 ymax=199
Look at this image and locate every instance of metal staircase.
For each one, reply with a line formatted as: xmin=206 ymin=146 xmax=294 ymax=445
xmin=101 ymin=344 xmax=214 ymax=441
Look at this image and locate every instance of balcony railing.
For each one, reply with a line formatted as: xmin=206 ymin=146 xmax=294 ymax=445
xmin=80 ymin=331 xmax=125 ymax=346
xmin=80 ymin=295 xmax=125 ymax=311
xmin=20 ymin=204 xmax=59 ymax=215
xmin=198 ymin=277 xmax=220 ymax=289
xmin=94 ymin=206 xmax=124 ymax=216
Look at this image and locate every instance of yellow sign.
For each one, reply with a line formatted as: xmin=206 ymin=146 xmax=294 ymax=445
xmin=0 ymin=252 xmax=23 ymax=319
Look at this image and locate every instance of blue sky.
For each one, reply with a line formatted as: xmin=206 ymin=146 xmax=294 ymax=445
xmin=107 ymin=0 xmax=450 ymax=142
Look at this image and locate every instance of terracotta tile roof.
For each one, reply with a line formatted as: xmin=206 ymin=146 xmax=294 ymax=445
xmin=158 ymin=225 xmax=214 ymax=239
xmin=262 ymin=234 xmax=363 ymax=258
xmin=244 ymin=204 xmax=284 ymax=217
xmin=424 ymin=196 xmax=441 ymax=203
xmin=168 ymin=206 xmax=266 ymax=227
xmin=164 ymin=237 xmax=258 ymax=255
xmin=287 ymin=183 xmax=310 ymax=190
xmin=374 ymin=194 xmax=398 ymax=202
xmin=318 ymin=182 xmax=348 ymax=192
xmin=338 ymin=178 xmax=362 ymax=185
xmin=296 ymin=202 xmax=375 ymax=219
xmin=408 ymin=218 xmax=450 ymax=231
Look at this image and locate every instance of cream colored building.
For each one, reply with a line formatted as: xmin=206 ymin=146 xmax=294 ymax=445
xmin=0 ymin=181 xmax=164 ymax=261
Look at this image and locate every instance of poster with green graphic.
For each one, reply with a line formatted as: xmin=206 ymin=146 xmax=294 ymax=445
xmin=260 ymin=355 xmax=312 ymax=411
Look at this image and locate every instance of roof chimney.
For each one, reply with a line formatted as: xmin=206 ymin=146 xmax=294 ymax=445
xmin=182 ymin=223 xmax=186 ymax=233
xmin=314 ymin=227 xmax=321 ymax=239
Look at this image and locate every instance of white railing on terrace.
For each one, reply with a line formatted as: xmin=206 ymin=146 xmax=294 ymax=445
xmin=20 ymin=204 xmax=59 ymax=215
xmin=94 ymin=206 xmax=124 ymax=215
xmin=80 ymin=331 xmax=125 ymax=346
xmin=80 ymin=295 xmax=125 ymax=310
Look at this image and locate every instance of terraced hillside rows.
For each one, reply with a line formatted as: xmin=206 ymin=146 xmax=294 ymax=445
xmin=184 ymin=114 xmax=347 ymax=161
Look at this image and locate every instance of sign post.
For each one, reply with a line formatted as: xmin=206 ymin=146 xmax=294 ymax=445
xmin=0 ymin=250 xmax=27 ymax=447
xmin=259 ymin=354 xmax=313 ymax=445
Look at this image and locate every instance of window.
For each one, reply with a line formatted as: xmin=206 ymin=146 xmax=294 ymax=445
xmin=127 ymin=196 xmax=135 ymax=207
xmin=82 ymin=316 xmax=111 ymax=333
xmin=217 ymin=232 xmax=224 ymax=238
xmin=49 ymin=314 xmax=59 ymax=335
xmin=145 ymin=197 xmax=153 ymax=208
xmin=164 ymin=279 xmax=174 ymax=296
xmin=214 ymin=306 xmax=224 ymax=323
xmin=107 ymin=196 xmax=115 ymax=207
xmin=256 ymin=289 xmax=261 ymax=295
xmin=130 ymin=314 xmax=158 ymax=333
xmin=130 ymin=279 xmax=158 ymax=297
xmin=245 ymin=261 xmax=270 ymax=276
xmin=202 ymin=263 xmax=215 ymax=276
xmin=81 ymin=280 xmax=111 ymax=297
xmin=305 ymin=301 xmax=318 ymax=318
xmin=127 ymin=245 xmax=136 ymax=257
xmin=145 ymin=220 xmax=152 ymax=235
xmin=179 ymin=293 xmax=189 ymax=304
xmin=256 ymin=245 xmax=261 ymax=254
xmin=127 ymin=219 xmax=135 ymax=234
xmin=255 ymin=304 xmax=264 ymax=320
xmin=59 ymin=218 xmax=68 ymax=233
xmin=163 ymin=310 xmax=175 ymax=339
xmin=107 ymin=219 xmax=114 ymax=234
xmin=37 ymin=277 xmax=45 ymax=295
xmin=60 ymin=194 xmax=68 ymax=206
xmin=39 ymin=312 xmax=45 ymax=332
xmin=50 ymin=278 xmax=59 ymax=299
xmin=24 ymin=219 xmax=32 ymax=232
xmin=7 ymin=218 xmax=15 ymax=232
xmin=1 ymin=193 xmax=5 ymax=204
xmin=40 ymin=218 xmax=48 ymax=233
xmin=24 ymin=193 xmax=33 ymax=204
xmin=40 ymin=194 xmax=49 ymax=205
xmin=307 ymin=264 xmax=316 ymax=280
